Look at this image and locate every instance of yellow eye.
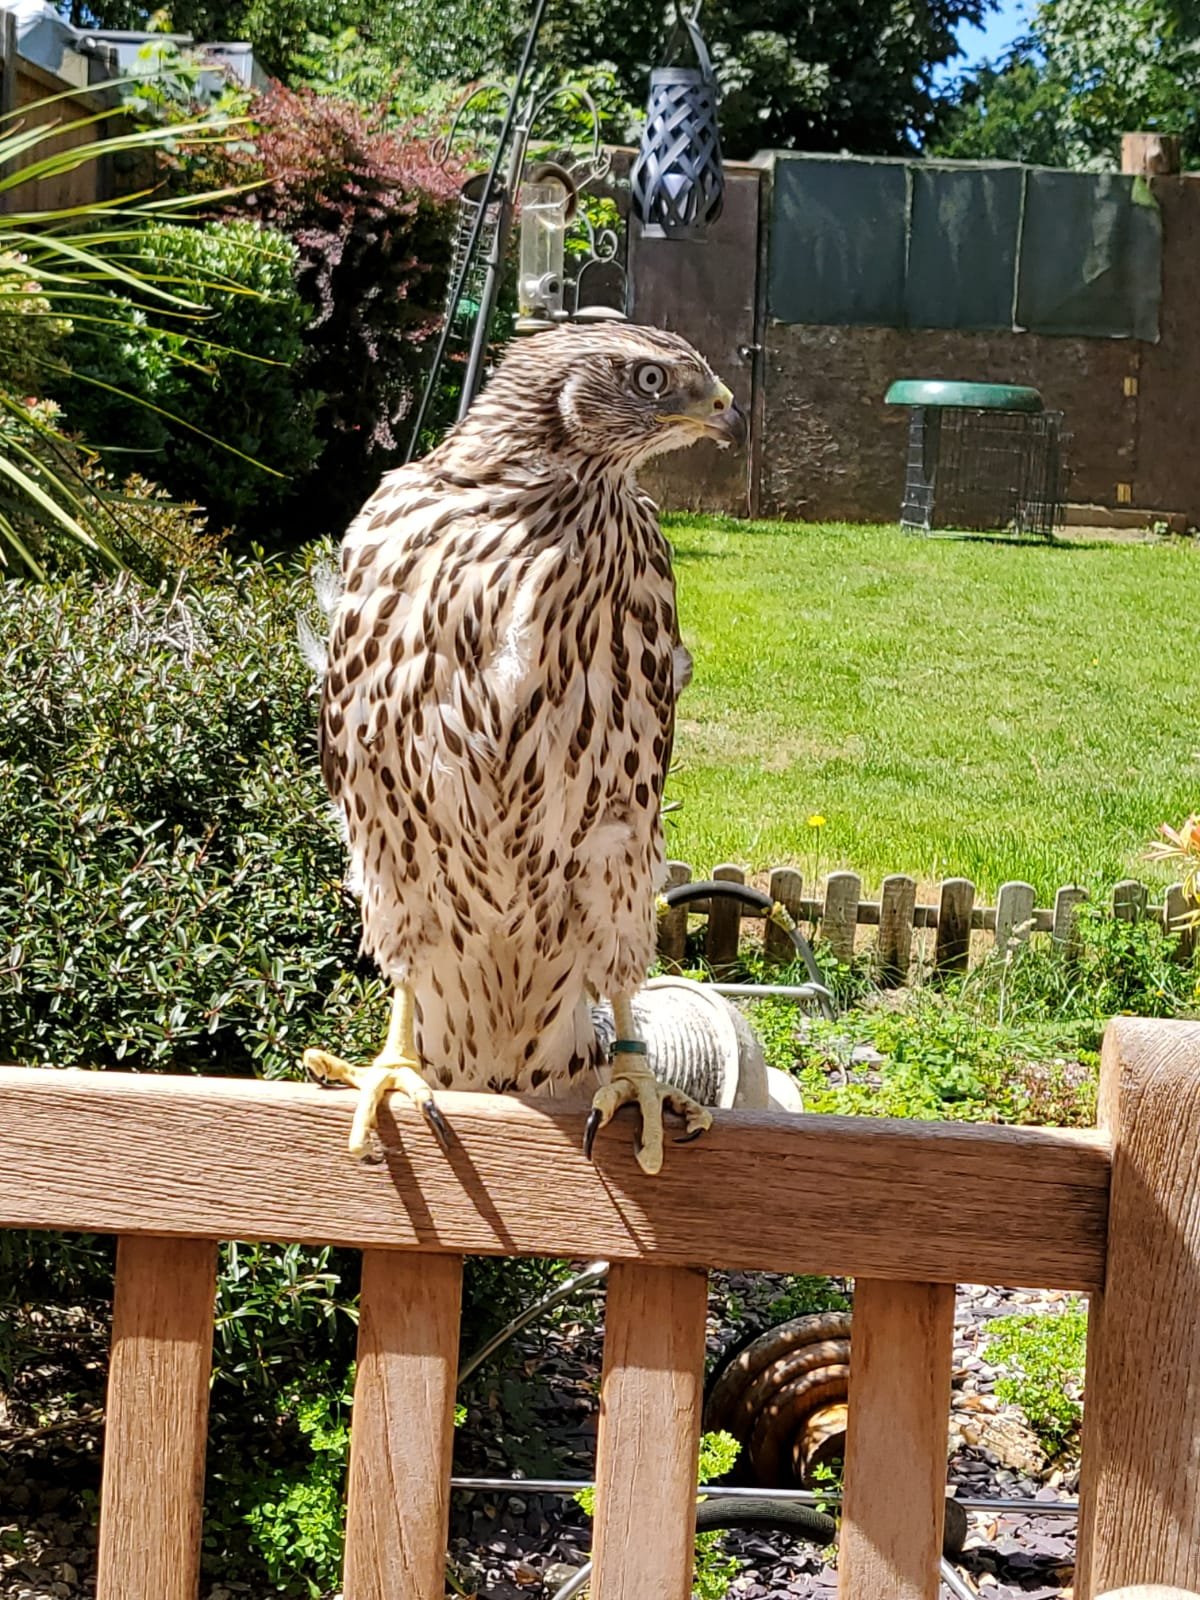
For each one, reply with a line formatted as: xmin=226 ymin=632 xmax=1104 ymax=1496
xmin=634 ymin=361 xmax=669 ymax=396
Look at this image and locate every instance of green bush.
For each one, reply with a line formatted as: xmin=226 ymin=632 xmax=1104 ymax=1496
xmin=49 ymin=219 xmax=321 ymax=538
xmin=0 ymin=552 xmax=364 ymax=1074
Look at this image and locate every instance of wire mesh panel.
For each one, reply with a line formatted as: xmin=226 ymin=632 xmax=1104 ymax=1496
xmin=900 ymin=407 xmax=1070 ymax=539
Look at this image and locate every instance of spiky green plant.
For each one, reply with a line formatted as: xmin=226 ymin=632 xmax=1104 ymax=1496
xmin=0 ymin=88 xmax=247 ymax=576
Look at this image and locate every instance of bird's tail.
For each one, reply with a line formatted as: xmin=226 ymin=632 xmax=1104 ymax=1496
xmin=411 ymin=951 xmax=604 ymax=1097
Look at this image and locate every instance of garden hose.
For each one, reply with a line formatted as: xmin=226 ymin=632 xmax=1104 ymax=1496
xmin=662 ymin=879 xmax=836 ymax=1021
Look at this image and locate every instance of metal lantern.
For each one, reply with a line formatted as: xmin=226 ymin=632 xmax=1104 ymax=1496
xmin=630 ymin=11 xmax=725 ymax=240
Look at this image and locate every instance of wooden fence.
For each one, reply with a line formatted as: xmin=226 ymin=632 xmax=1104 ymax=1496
xmin=658 ymin=862 xmax=1198 ymax=984
xmin=0 ymin=12 xmax=121 ymax=215
xmin=2 ymin=1018 xmax=1200 ymax=1596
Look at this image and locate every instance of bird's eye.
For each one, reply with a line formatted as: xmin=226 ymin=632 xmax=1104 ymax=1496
xmin=633 ymin=362 xmax=669 ymax=396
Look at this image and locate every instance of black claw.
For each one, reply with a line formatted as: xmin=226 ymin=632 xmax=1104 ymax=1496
xmin=423 ymin=1097 xmax=452 ymax=1153
xmin=583 ymin=1108 xmax=602 ymax=1160
xmin=305 ymin=1064 xmax=340 ymax=1090
xmin=675 ymin=1127 xmax=706 ymax=1145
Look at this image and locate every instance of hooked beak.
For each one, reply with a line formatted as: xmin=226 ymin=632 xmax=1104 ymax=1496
xmin=669 ymin=380 xmax=748 ymax=449
xmin=702 ymin=399 xmax=748 ymax=449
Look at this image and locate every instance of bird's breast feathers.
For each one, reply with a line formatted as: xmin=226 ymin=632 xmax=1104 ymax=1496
xmin=322 ymin=468 xmax=680 ymax=944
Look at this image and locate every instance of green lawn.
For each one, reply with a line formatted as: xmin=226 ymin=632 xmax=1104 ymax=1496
xmin=666 ymin=517 xmax=1200 ymax=900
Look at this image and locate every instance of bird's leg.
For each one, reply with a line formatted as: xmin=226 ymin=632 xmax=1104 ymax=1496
xmin=584 ymin=994 xmax=713 ymax=1176
xmin=303 ymin=985 xmax=449 ymax=1160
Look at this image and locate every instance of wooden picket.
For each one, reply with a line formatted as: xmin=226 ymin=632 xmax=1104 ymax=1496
xmin=659 ymin=863 xmax=1198 ymax=984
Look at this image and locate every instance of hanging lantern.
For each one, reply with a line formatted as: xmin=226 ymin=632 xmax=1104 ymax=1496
xmin=630 ymin=10 xmax=725 ymax=241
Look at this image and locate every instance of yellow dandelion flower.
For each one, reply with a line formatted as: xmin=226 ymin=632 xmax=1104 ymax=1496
xmin=807 ymin=813 xmax=826 ymax=828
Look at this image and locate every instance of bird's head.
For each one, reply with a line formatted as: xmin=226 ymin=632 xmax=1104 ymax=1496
xmin=445 ymin=323 xmax=747 ymax=473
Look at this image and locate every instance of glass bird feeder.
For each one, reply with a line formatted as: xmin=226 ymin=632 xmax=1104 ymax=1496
xmin=515 ymin=168 xmax=573 ymax=332
xmin=631 ymin=11 xmax=725 ymax=241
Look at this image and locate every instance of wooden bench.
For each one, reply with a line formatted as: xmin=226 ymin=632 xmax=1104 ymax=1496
xmin=3 ymin=1015 xmax=1200 ymax=1600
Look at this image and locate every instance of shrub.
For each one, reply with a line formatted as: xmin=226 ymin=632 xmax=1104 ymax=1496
xmin=48 ymin=218 xmax=321 ymax=538
xmin=0 ymin=553 xmax=362 ymax=1074
xmin=205 ymin=87 xmax=464 ymax=539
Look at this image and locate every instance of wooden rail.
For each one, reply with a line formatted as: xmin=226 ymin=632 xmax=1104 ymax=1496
xmin=658 ymin=861 xmax=1198 ymax=980
xmin=3 ymin=1017 xmax=1200 ymax=1599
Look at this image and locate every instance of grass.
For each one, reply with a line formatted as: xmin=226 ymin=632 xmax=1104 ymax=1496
xmin=666 ymin=516 xmax=1200 ymax=898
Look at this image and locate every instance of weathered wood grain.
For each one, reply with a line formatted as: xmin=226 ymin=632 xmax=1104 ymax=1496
xmin=1054 ymin=885 xmax=1089 ymax=949
xmin=1164 ymin=884 xmax=1198 ymax=962
xmin=0 ymin=1067 xmax=1110 ymax=1287
xmin=766 ymin=866 xmax=804 ymax=962
xmin=822 ymin=871 xmax=861 ymax=963
xmin=96 ymin=1235 xmax=216 ymax=1600
xmin=659 ymin=861 xmax=693 ymax=967
xmin=995 ymin=881 xmax=1037 ymax=951
xmin=654 ymin=867 xmax=1189 ymax=970
xmin=705 ymin=863 xmax=745 ymax=967
xmin=877 ymin=874 xmax=917 ymax=986
xmin=1111 ymin=879 xmax=1148 ymax=923
xmin=591 ymin=1263 xmax=708 ymax=1600
xmin=1077 ymin=1018 xmax=1200 ymax=1596
xmin=343 ymin=1251 xmax=462 ymax=1600
xmin=837 ymin=1278 xmax=956 ymax=1600
xmin=934 ymin=878 xmax=975 ymax=973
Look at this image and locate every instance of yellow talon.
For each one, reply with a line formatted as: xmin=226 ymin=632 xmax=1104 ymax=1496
xmin=303 ymin=986 xmax=449 ymax=1159
xmin=587 ymin=1065 xmax=712 ymax=1174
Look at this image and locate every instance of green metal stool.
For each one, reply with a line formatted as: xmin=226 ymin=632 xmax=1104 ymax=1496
xmin=884 ymin=379 xmax=1068 ymax=539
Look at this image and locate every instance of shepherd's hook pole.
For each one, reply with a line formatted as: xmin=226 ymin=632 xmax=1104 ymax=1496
xmin=404 ymin=0 xmax=551 ymax=461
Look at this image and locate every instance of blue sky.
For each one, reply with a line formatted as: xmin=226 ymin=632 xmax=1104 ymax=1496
xmin=944 ymin=0 xmax=1029 ymax=78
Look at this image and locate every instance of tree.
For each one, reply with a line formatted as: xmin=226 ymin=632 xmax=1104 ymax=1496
xmin=60 ymin=0 xmax=995 ymax=160
xmin=933 ymin=0 xmax=1200 ymax=168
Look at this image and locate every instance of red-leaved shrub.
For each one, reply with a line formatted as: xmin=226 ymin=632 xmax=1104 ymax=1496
xmin=211 ymin=87 xmax=464 ymax=538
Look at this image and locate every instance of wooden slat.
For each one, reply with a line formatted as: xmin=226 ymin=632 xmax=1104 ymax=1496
xmin=591 ymin=1263 xmax=708 ymax=1600
xmin=705 ymin=863 xmax=745 ymax=968
xmin=658 ymin=860 xmax=692 ymax=967
xmin=823 ymin=871 xmax=861 ymax=963
xmin=0 ymin=1068 xmax=1110 ymax=1287
xmin=1164 ymin=884 xmax=1198 ymax=963
xmin=1077 ymin=1018 xmax=1200 ymax=1596
xmin=96 ymin=1235 xmax=217 ymax=1600
xmin=1053 ymin=885 xmax=1089 ymax=948
xmin=877 ymin=874 xmax=917 ymax=986
xmin=837 ymin=1278 xmax=956 ymax=1600
xmin=934 ymin=878 xmax=974 ymax=973
xmin=344 ymin=1251 xmax=462 ymax=1600
xmin=1111 ymin=878 xmax=1148 ymax=923
xmin=995 ymin=881 xmax=1036 ymax=951
xmin=765 ymin=866 xmax=804 ymax=962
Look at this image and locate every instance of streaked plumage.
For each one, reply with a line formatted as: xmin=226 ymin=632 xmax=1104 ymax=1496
xmin=312 ymin=323 xmax=744 ymax=1160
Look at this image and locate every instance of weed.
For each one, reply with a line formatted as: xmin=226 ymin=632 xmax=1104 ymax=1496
xmin=985 ymin=1302 xmax=1088 ymax=1453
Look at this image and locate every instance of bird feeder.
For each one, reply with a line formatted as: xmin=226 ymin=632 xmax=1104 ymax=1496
xmin=515 ymin=161 xmax=576 ymax=332
xmin=630 ymin=9 xmax=725 ymax=240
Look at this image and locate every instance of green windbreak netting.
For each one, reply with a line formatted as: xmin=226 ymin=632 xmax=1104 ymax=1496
xmin=767 ymin=155 xmax=1162 ymax=340
xmin=768 ymin=156 xmax=908 ymax=327
xmin=1015 ymin=169 xmax=1162 ymax=341
xmin=906 ymin=164 xmax=1022 ymax=330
